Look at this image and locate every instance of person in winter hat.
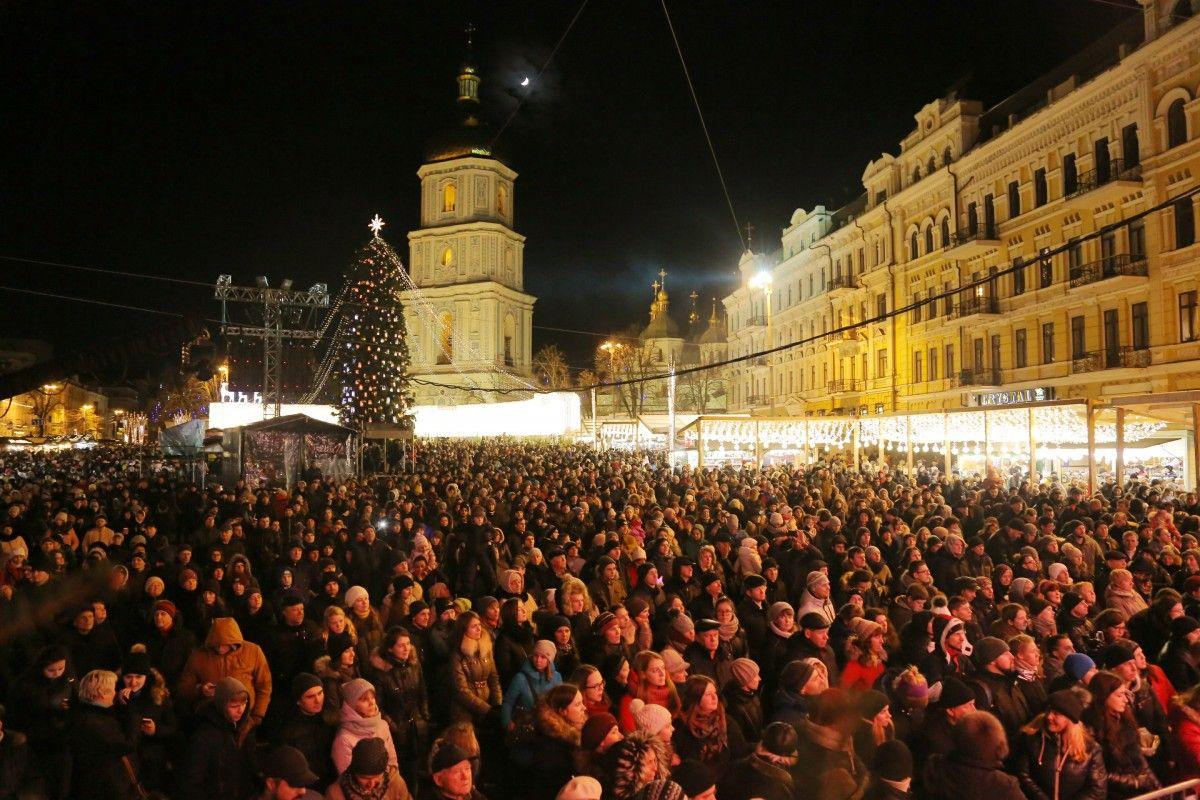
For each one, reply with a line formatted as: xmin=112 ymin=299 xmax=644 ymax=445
xmin=606 ymin=732 xmax=660 ymax=800
xmin=556 ymin=776 xmax=603 ymax=800
xmin=1012 ymin=689 xmax=1105 ymax=800
xmin=724 ymin=657 xmax=764 ymax=747
xmin=501 ymin=639 xmax=562 ymax=728
xmin=324 ymin=736 xmax=412 ymax=800
xmin=864 ymin=739 xmax=913 ymax=800
xmin=331 ymin=678 xmax=398 ymax=776
xmin=176 ymin=677 xmax=258 ymax=800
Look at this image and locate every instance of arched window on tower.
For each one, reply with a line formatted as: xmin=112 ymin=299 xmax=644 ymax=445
xmin=1167 ymin=98 xmax=1188 ymax=149
xmin=927 ymin=155 xmax=936 ymax=175
xmin=943 ymin=146 xmax=953 ymax=165
xmin=442 ymin=183 xmax=457 ymax=213
xmin=912 ymin=166 xmax=921 ymax=184
xmin=437 ymin=313 xmax=454 ymax=365
xmin=503 ymin=314 xmax=516 ymax=367
xmin=940 ymin=217 xmax=950 ymax=248
xmin=497 ymin=184 xmax=507 ymax=215
xmin=924 ymin=226 xmax=934 ymax=254
xmin=1172 ymin=0 xmax=1194 ymax=24
xmin=910 ymin=231 xmax=920 ymax=259
xmin=441 ymin=247 xmax=454 ymax=271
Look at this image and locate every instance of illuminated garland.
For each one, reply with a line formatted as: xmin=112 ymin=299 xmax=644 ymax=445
xmin=336 ymin=230 xmax=415 ymax=428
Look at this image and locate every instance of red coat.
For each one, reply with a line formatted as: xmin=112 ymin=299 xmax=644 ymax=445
xmin=839 ymin=659 xmax=885 ymax=691
xmin=1168 ymin=698 xmax=1200 ymax=781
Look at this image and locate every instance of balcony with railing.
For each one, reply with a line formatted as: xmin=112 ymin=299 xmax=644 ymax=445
xmin=954 ymin=368 xmax=1002 ymax=387
xmin=744 ymin=315 xmax=767 ymax=328
xmin=1064 ymin=158 xmax=1143 ymax=206
xmin=944 ymin=224 xmax=1001 ymax=257
xmin=1098 ymin=346 xmax=1152 ymax=370
xmin=826 ymin=274 xmax=857 ymax=297
xmin=830 ymin=330 xmax=865 ymax=355
xmin=1070 ymin=351 xmax=1104 ymax=374
xmin=1068 ymin=253 xmax=1149 ymax=290
xmin=953 ymin=294 xmax=1001 ymax=320
xmin=827 ymin=379 xmax=862 ymax=394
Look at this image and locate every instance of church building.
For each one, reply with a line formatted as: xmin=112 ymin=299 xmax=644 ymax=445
xmin=401 ymin=34 xmax=536 ymax=405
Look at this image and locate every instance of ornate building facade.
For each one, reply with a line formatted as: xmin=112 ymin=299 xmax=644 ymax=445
xmin=401 ymin=44 xmax=536 ymax=405
xmin=724 ymin=0 xmax=1200 ymax=419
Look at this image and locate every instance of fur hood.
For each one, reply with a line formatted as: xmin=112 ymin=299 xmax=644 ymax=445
xmin=534 ymin=698 xmax=581 ymax=746
xmin=459 ymin=630 xmax=494 ymax=660
xmin=314 ymin=654 xmax=357 ymax=682
xmin=1171 ymin=694 xmax=1200 ymax=726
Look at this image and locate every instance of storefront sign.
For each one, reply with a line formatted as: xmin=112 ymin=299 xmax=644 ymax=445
xmin=971 ymin=387 xmax=1056 ymax=407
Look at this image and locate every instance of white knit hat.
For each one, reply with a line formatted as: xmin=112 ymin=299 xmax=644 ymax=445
xmin=556 ymin=776 xmax=603 ymax=800
xmin=345 ymin=585 xmax=370 ymax=607
xmin=629 ymin=698 xmax=673 ymax=737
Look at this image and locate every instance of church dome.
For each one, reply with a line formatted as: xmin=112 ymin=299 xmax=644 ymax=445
xmin=641 ymin=312 xmax=681 ymax=340
xmin=698 ymin=318 xmax=726 ymax=345
xmin=424 ymin=53 xmax=505 ymax=163
xmin=424 ymin=115 xmax=502 ymax=163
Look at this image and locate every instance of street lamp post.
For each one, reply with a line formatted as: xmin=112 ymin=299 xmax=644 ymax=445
xmin=749 ymin=271 xmax=773 ymax=412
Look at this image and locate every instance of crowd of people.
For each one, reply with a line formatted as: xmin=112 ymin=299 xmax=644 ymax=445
xmin=1 ymin=440 xmax=1199 ymax=800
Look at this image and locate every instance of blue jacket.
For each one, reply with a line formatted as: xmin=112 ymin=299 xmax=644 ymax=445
xmin=501 ymin=659 xmax=562 ymax=727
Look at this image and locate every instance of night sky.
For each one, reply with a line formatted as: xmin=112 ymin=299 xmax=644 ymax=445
xmin=2 ymin=0 xmax=1134 ymax=373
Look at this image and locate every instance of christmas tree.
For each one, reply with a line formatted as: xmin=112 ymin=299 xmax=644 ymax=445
xmin=337 ymin=215 xmax=414 ymax=428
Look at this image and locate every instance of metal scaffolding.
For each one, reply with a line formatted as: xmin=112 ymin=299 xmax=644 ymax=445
xmin=214 ymin=275 xmax=330 ymax=419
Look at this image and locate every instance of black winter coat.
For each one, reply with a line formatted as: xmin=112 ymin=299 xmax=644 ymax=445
xmin=1013 ymin=727 xmax=1107 ymax=800
xmin=277 ymin=704 xmax=336 ymax=786
xmin=723 ymin=684 xmax=763 ymax=748
xmin=68 ymin=703 xmax=139 ymax=800
xmin=718 ymin=753 xmax=796 ymax=800
xmin=368 ymin=651 xmax=430 ymax=755
xmin=175 ymin=702 xmax=258 ymax=800
xmin=922 ymin=753 xmax=1025 ymax=800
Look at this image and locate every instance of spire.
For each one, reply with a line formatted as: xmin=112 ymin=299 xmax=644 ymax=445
xmin=688 ymin=289 xmax=699 ymax=326
xmin=709 ymin=297 xmax=719 ymax=324
xmin=457 ymin=22 xmax=481 ymax=106
xmin=743 ymin=221 xmax=755 ymax=253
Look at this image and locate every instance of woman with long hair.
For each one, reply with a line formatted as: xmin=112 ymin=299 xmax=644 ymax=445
xmin=530 ymin=683 xmax=589 ymax=800
xmin=1169 ymin=682 xmax=1200 ymax=780
xmin=1010 ymin=634 xmax=1049 ymax=714
xmin=1014 ymin=689 xmax=1106 ymax=800
xmin=841 ymin=617 xmax=887 ymax=690
xmin=571 ymin=663 xmax=613 ymax=717
xmin=617 ymin=650 xmax=680 ymax=733
xmin=493 ymin=596 xmax=536 ymax=689
xmin=1083 ymin=671 xmax=1160 ymax=799
xmin=671 ymin=674 xmax=743 ymax=778
xmin=448 ymin=611 xmax=502 ymax=726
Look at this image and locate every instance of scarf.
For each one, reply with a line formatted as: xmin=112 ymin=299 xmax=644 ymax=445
xmin=686 ymin=709 xmax=728 ymax=762
xmin=769 ymin=622 xmax=794 ymax=639
xmin=337 ymin=769 xmax=391 ymax=800
xmin=718 ymin=618 xmax=740 ymax=642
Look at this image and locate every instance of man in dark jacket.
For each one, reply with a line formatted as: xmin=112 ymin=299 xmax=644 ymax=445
xmin=684 ymin=619 xmax=734 ymax=689
xmin=864 ymin=740 xmax=914 ymax=800
xmin=177 ymin=677 xmax=258 ymax=800
xmin=794 ymin=612 xmax=840 ymax=686
xmin=968 ymin=636 xmax=1030 ymax=747
xmin=276 ymin=673 xmax=335 ymax=787
xmin=737 ymin=575 xmax=770 ymax=659
xmin=913 ymin=676 xmax=976 ymax=765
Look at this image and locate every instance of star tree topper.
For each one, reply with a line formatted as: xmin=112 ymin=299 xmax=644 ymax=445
xmin=368 ymin=214 xmax=386 ymax=237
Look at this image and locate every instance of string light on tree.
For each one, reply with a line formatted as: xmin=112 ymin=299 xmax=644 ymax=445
xmin=336 ymin=215 xmax=414 ymax=428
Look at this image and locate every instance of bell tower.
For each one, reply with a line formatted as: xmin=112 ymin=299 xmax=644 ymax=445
xmin=401 ymin=25 xmax=537 ymax=405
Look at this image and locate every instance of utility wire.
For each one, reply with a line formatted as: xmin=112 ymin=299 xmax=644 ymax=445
xmin=0 ymin=285 xmax=198 ymax=318
xmin=409 ymin=182 xmax=1200 ymax=395
xmin=490 ymin=0 xmax=590 ymax=149
xmin=661 ymin=0 xmax=745 ymax=253
xmin=0 ymin=255 xmax=212 ymax=288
